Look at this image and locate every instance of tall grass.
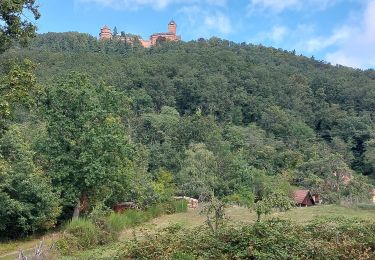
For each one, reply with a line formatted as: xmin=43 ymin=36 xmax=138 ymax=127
xmin=65 ymin=218 xmax=99 ymax=247
xmin=173 ymin=200 xmax=188 ymax=213
xmin=107 ymin=210 xmax=149 ymax=235
xmin=106 ymin=201 xmax=188 ymax=235
xmin=57 ymin=201 xmax=188 ymax=255
xmin=56 ymin=218 xmax=100 ymax=254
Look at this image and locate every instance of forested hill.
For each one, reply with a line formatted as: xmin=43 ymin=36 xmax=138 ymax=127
xmin=1 ymin=32 xmax=375 ymax=236
xmin=4 ymin=31 xmax=375 ymax=177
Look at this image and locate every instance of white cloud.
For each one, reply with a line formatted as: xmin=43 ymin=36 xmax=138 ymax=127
xmin=204 ymin=13 xmax=232 ymax=34
xmin=325 ymin=0 xmax=375 ymax=68
xmin=248 ymin=0 xmax=299 ymax=13
xmin=252 ymin=25 xmax=288 ymax=43
xmin=248 ymin=0 xmax=341 ymax=13
xmin=178 ymin=6 xmax=233 ymax=37
xmin=78 ymin=0 xmax=226 ymax=10
xmin=302 ymin=27 xmax=351 ymax=52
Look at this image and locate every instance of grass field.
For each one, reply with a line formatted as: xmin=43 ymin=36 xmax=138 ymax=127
xmin=0 ymin=233 xmax=58 ymax=260
xmin=70 ymin=204 xmax=375 ymax=259
xmin=1 ymin=204 xmax=375 ymax=259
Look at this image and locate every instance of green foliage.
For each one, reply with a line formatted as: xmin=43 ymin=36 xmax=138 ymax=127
xmin=224 ymin=190 xmax=254 ymax=207
xmin=2 ymin=32 xmax=375 ymax=237
xmin=254 ymin=191 xmax=293 ymax=222
xmin=152 ymin=169 xmax=176 ymax=202
xmin=37 ymin=73 xmax=137 ymax=216
xmin=162 ymin=199 xmax=188 ymax=214
xmin=57 ymin=201 xmax=188 ymax=255
xmin=0 ymin=125 xmax=60 ymax=239
xmin=119 ymin=218 xmax=375 ymax=259
xmin=177 ymin=143 xmax=219 ymax=198
xmin=0 ymin=59 xmax=37 ymax=127
xmin=0 ymin=0 xmax=40 ymax=52
xmin=65 ymin=218 xmax=99 ymax=248
xmin=201 ymin=196 xmax=227 ymax=233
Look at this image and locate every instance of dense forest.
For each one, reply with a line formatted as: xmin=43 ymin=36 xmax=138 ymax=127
xmin=1 ymin=31 xmax=375 ymax=238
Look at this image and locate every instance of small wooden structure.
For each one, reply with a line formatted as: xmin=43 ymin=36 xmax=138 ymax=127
xmin=372 ymin=189 xmax=375 ymax=204
xmin=293 ymin=190 xmax=316 ymax=207
xmin=113 ymin=202 xmax=137 ymax=213
xmin=174 ymin=196 xmax=198 ymax=209
xmin=312 ymin=193 xmax=321 ymax=204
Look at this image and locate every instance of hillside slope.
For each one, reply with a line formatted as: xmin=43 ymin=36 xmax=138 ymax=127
xmin=1 ymin=33 xmax=374 ymax=230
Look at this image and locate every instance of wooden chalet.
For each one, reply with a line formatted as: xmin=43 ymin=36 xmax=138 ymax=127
xmin=293 ymin=190 xmax=316 ymax=207
xmin=113 ymin=202 xmax=137 ymax=213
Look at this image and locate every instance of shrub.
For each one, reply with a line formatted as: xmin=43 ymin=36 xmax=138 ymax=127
xmin=57 ymin=202 xmax=188 ymax=256
xmin=106 ymin=213 xmax=126 ymax=235
xmin=56 ymin=218 xmax=100 ymax=255
xmin=357 ymin=203 xmax=375 ymax=210
xmin=162 ymin=200 xmax=188 ymax=214
xmin=174 ymin=199 xmax=188 ymax=213
xmin=106 ymin=208 xmax=159 ymax=236
xmin=65 ymin=218 xmax=99 ymax=248
xmin=146 ymin=204 xmax=164 ymax=218
xmin=118 ymin=218 xmax=375 ymax=259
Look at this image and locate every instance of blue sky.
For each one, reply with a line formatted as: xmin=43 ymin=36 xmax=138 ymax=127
xmin=37 ymin=0 xmax=375 ymax=69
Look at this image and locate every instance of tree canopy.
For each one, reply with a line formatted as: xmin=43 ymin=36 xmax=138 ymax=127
xmin=0 ymin=0 xmax=40 ymax=53
xmin=0 ymin=31 xmax=374 ymax=237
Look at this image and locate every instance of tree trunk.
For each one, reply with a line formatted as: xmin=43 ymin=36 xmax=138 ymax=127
xmin=72 ymin=198 xmax=80 ymax=219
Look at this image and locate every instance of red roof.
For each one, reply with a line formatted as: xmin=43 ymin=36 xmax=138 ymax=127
xmin=293 ymin=190 xmax=310 ymax=204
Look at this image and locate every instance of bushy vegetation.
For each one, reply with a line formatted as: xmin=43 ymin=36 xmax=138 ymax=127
xmin=56 ymin=201 xmax=187 ymax=255
xmin=118 ymin=218 xmax=375 ymax=259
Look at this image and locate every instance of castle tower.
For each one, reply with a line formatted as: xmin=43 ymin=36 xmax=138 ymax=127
xmin=99 ymin=25 xmax=112 ymax=40
xmin=168 ymin=20 xmax=177 ymax=35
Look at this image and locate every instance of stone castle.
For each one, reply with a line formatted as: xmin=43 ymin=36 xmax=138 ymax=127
xmin=99 ymin=20 xmax=181 ymax=48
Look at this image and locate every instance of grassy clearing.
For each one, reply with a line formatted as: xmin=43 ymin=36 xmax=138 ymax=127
xmin=130 ymin=204 xmax=375 ymax=232
xmin=2 ymin=204 xmax=375 ymax=259
xmin=70 ymin=204 xmax=375 ymax=259
xmin=227 ymin=204 xmax=375 ymax=224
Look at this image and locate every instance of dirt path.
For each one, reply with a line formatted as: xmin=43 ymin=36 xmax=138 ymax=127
xmin=0 ymin=234 xmax=58 ymax=260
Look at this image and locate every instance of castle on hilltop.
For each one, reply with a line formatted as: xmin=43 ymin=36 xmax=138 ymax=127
xmin=99 ymin=20 xmax=181 ymax=48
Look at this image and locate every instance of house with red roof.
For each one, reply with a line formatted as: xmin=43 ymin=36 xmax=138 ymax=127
xmin=293 ymin=190 xmax=316 ymax=207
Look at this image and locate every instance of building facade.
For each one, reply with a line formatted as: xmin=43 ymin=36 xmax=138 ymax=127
xmin=99 ymin=25 xmax=112 ymax=40
xmin=99 ymin=20 xmax=180 ymax=48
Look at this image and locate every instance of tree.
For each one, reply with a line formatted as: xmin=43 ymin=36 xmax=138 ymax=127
xmin=0 ymin=59 xmax=37 ymax=131
xmin=152 ymin=169 xmax=176 ymax=202
xmin=39 ymin=73 xmax=135 ymax=218
xmin=0 ymin=0 xmax=40 ymax=52
xmin=201 ymin=195 xmax=227 ymax=233
xmin=156 ymin=36 xmax=167 ymax=45
xmin=113 ymin=26 xmax=118 ymax=37
xmin=0 ymin=126 xmax=60 ymax=238
xmin=177 ymin=143 xmax=218 ymax=198
xmin=254 ymin=191 xmax=293 ymax=222
xmin=297 ymin=153 xmax=354 ymax=203
xmin=364 ymin=138 xmax=375 ymax=176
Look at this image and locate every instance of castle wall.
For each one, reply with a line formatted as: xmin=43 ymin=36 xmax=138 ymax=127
xmin=99 ymin=21 xmax=180 ymax=47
